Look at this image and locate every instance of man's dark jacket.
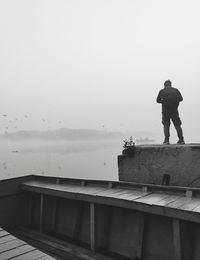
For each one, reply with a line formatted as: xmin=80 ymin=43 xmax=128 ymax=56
xmin=156 ymin=87 xmax=183 ymax=111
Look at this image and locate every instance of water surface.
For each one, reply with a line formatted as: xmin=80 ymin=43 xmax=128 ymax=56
xmin=0 ymin=140 xmax=121 ymax=180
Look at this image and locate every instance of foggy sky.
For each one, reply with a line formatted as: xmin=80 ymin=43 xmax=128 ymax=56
xmin=0 ymin=0 xmax=200 ymax=142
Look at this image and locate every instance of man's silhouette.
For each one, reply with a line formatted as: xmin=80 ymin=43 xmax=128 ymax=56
xmin=156 ymin=80 xmax=185 ymax=145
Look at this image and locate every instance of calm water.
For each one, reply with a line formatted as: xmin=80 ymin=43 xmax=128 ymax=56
xmin=0 ymin=140 xmax=122 ymax=180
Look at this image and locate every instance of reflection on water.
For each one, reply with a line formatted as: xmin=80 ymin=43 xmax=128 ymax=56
xmin=0 ymin=140 xmax=121 ymax=180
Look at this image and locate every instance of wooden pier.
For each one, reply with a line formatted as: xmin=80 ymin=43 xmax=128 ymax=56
xmin=1 ymin=175 xmax=200 ymax=260
xmin=0 ymin=227 xmax=55 ymax=259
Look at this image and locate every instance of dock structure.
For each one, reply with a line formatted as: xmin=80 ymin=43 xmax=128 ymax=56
xmin=1 ymin=174 xmax=200 ymax=260
xmin=0 ymin=227 xmax=55 ymax=259
xmin=1 ymin=145 xmax=200 ymax=259
xmin=118 ymin=144 xmax=200 ymax=187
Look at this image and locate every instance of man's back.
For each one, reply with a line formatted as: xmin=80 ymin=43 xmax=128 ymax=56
xmin=157 ymin=86 xmax=183 ymax=111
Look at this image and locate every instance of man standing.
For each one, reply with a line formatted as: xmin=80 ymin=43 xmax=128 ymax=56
xmin=156 ymin=80 xmax=185 ymax=145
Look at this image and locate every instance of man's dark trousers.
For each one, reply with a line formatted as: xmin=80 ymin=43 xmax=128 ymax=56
xmin=162 ymin=108 xmax=183 ymax=139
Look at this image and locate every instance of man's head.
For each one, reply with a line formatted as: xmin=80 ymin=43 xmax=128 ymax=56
xmin=164 ymin=80 xmax=172 ymax=87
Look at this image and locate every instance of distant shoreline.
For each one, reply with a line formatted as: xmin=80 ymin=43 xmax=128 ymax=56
xmin=0 ymin=128 xmax=123 ymax=141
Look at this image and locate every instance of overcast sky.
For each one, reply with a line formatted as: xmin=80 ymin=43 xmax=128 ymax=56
xmin=0 ymin=0 xmax=200 ymax=142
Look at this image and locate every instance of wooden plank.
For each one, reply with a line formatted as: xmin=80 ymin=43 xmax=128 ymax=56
xmin=20 ymin=181 xmax=200 ymax=224
xmin=134 ymin=193 xmax=170 ymax=205
xmin=40 ymin=194 xmax=44 ymax=233
xmin=153 ymin=195 xmax=181 ymax=206
xmin=110 ymin=191 xmax=151 ymax=200
xmin=0 ymin=239 xmax=26 ymax=253
xmin=192 ymin=204 xmax=200 ymax=213
xmin=12 ymin=249 xmax=47 ymax=260
xmin=0 ymin=230 xmax=9 ymax=237
xmin=0 ymin=229 xmax=52 ymax=260
xmin=35 ymin=255 xmax=56 ymax=260
xmin=74 ymin=187 xmax=108 ymax=195
xmin=58 ymin=185 xmax=87 ymax=193
xmin=178 ymin=198 xmax=200 ymax=211
xmin=90 ymin=203 xmax=96 ymax=252
xmin=0 ymin=245 xmax=36 ymax=260
xmin=22 ymin=182 xmax=84 ymax=194
xmin=22 ymin=182 xmax=116 ymax=196
xmin=23 ymin=177 xmax=200 ymax=194
xmin=97 ymin=190 xmax=134 ymax=199
xmin=109 ymin=189 xmax=142 ymax=199
xmin=0 ymin=235 xmax=17 ymax=245
xmin=173 ymin=219 xmax=182 ymax=260
xmin=57 ymin=184 xmax=107 ymax=195
xmin=94 ymin=188 xmax=126 ymax=197
xmin=166 ymin=197 xmax=193 ymax=209
xmin=119 ymin=191 xmax=151 ymax=201
xmin=22 ymin=181 xmax=151 ymax=201
xmin=17 ymin=227 xmax=115 ymax=260
xmin=19 ymin=228 xmax=116 ymax=260
xmin=111 ymin=190 xmax=141 ymax=198
xmin=55 ymin=184 xmax=108 ymax=197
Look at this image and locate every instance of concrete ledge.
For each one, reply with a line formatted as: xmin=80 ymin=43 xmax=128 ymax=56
xmin=118 ymin=144 xmax=200 ymax=187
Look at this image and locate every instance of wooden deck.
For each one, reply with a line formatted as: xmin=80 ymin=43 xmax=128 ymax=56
xmin=0 ymin=228 xmax=55 ymax=259
xmin=18 ymin=177 xmax=200 ymax=260
xmin=21 ymin=179 xmax=200 ymax=223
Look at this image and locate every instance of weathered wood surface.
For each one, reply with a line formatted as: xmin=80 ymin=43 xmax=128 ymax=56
xmin=27 ymin=175 xmax=200 ymax=193
xmin=0 ymin=175 xmax=34 ymax=198
xmin=0 ymin=228 xmax=56 ymax=259
xmin=21 ymin=180 xmax=200 ymax=223
xmin=15 ymin=226 xmax=116 ymax=260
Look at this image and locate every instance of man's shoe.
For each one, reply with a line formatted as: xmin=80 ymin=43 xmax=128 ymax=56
xmin=177 ymin=139 xmax=185 ymax=145
xmin=163 ymin=138 xmax=170 ymax=145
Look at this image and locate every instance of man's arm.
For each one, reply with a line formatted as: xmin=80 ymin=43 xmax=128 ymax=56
xmin=156 ymin=90 xmax=163 ymax=103
xmin=176 ymin=89 xmax=183 ymax=102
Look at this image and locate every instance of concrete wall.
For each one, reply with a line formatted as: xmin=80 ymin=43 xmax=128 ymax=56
xmin=118 ymin=144 xmax=200 ymax=187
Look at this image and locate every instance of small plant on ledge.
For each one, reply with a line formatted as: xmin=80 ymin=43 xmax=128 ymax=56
xmin=122 ymin=136 xmax=135 ymax=156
